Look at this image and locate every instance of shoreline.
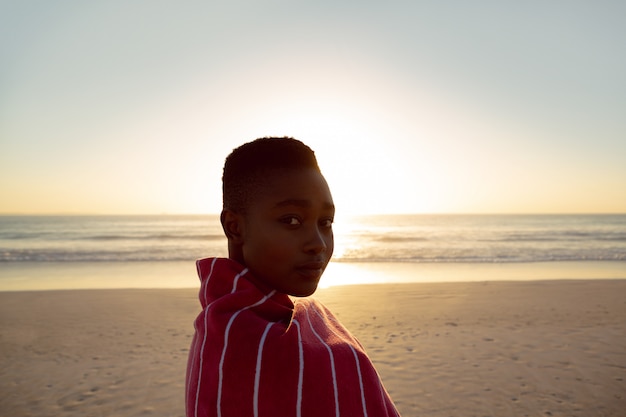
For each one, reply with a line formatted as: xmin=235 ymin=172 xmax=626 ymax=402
xmin=0 ymin=260 xmax=625 ymax=291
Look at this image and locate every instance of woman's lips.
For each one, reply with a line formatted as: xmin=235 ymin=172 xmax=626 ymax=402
xmin=296 ymin=262 xmax=325 ymax=280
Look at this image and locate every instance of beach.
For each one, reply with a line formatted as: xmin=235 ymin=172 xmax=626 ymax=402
xmin=1 ymin=278 xmax=625 ymax=417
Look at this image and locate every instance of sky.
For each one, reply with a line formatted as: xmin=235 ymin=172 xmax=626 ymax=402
xmin=1 ymin=0 xmax=625 ymax=215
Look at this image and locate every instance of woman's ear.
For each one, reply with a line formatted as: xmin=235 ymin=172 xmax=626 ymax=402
xmin=220 ymin=209 xmax=244 ymax=244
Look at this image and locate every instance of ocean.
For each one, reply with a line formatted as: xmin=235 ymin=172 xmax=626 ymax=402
xmin=1 ymin=214 xmax=625 ymax=290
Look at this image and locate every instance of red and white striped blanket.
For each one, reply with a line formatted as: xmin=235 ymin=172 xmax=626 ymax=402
xmin=186 ymin=257 xmax=400 ymax=417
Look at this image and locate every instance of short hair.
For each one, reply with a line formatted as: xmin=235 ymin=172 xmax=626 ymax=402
xmin=222 ymin=137 xmax=321 ymax=213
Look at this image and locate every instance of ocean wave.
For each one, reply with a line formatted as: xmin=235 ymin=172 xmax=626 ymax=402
xmin=0 ymin=250 xmax=206 ymax=263
xmin=2 ymin=250 xmax=625 ymax=263
xmin=2 ymin=214 xmax=625 ymax=264
xmin=373 ymin=236 xmax=430 ymax=243
xmin=0 ymin=233 xmax=225 ymax=241
xmin=333 ymin=253 xmax=626 ymax=263
xmin=86 ymin=233 xmax=225 ymax=241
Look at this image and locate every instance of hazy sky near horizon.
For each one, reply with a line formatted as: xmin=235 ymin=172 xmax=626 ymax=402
xmin=1 ymin=1 xmax=625 ymax=215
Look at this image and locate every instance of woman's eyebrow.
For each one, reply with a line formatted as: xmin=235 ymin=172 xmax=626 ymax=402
xmin=274 ymin=199 xmax=335 ymax=210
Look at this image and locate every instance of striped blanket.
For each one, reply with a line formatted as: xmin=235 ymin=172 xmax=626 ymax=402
xmin=186 ymin=257 xmax=400 ymax=417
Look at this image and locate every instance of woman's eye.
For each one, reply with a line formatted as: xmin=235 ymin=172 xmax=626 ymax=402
xmin=281 ymin=216 xmax=301 ymax=226
xmin=320 ymin=218 xmax=334 ymax=228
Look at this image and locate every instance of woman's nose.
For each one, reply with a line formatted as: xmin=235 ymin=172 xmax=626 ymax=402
xmin=304 ymin=226 xmax=329 ymax=254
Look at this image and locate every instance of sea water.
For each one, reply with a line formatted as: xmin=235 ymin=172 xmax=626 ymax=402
xmin=0 ymin=214 xmax=625 ymax=290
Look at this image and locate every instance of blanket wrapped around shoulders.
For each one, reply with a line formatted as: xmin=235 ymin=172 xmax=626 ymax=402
xmin=186 ymin=257 xmax=400 ymax=417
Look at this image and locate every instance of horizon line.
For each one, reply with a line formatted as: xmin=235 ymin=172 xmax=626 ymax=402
xmin=1 ymin=212 xmax=625 ymax=216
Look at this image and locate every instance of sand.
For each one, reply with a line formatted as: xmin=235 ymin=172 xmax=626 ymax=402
xmin=1 ymin=280 xmax=625 ymax=417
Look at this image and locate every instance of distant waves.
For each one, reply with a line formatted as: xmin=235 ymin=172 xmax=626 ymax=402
xmin=0 ymin=214 xmax=625 ymax=263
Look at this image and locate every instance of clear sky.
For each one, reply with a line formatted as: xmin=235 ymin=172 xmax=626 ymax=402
xmin=1 ymin=1 xmax=625 ymax=215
